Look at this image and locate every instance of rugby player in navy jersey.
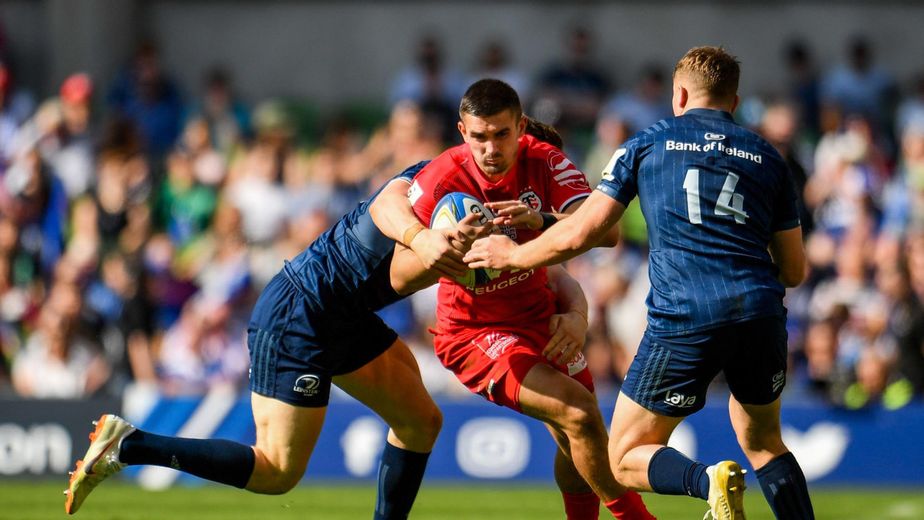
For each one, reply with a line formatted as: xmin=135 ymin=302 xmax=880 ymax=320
xmin=466 ymin=47 xmax=815 ymax=520
xmin=64 ymin=122 xmax=592 ymax=519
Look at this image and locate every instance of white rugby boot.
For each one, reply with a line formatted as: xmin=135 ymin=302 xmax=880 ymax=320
xmin=64 ymin=414 xmax=136 ymax=514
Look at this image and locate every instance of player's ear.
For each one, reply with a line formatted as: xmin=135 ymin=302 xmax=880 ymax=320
xmin=517 ymin=114 xmax=527 ymax=137
xmin=457 ymin=120 xmax=467 ymax=140
xmin=672 ymin=81 xmax=687 ymax=116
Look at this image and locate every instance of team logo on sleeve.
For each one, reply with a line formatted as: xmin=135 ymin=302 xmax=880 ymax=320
xmin=548 ymin=151 xmax=589 ymax=190
xmin=519 ymin=190 xmax=542 ymax=211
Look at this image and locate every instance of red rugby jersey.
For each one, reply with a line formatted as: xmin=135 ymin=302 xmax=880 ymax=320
xmin=409 ymin=134 xmax=591 ymax=332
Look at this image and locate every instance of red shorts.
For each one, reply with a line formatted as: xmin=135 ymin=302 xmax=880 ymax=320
xmin=433 ymin=322 xmax=594 ymax=412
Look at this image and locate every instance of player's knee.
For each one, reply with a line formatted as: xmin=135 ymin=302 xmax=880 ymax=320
xmin=257 ymin=467 xmax=304 ymax=495
xmin=558 ymin=395 xmax=604 ymax=437
xmin=392 ymin=404 xmax=443 ymax=446
xmin=249 ymin=450 xmax=308 ymax=495
xmin=416 ymin=405 xmax=443 ymax=444
xmin=736 ymin=423 xmax=785 ymax=455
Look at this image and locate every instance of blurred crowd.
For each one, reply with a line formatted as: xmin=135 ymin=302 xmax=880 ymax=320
xmin=1 ymin=28 xmax=923 ymax=411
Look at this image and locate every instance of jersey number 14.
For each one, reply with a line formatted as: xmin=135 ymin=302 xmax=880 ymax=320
xmin=683 ymin=169 xmax=749 ymax=225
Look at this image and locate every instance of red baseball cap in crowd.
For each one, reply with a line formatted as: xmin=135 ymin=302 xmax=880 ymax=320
xmin=60 ymin=72 xmax=93 ymax=104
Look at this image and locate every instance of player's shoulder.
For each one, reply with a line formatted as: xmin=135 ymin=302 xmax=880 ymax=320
xmin=416 ymin=144 xmax=467 ymax=181
xmin=522 ymin=133 xmax=557 ymax=153
xmin=724 ymin=122 xmax=787 ymax=168
xmin=520 ymin=134 xmax=580 ymax=173
xmin=742 ymin=124 xmax=784 ymax=158
xmin=677 ymin=111 xmax=787 ymax=166
xmin=521 ymin=134 xmax=559 ymax=160
xmin=397 ymin=160 xmax=430 ymax=181
xmin=621 ymin=119 xmax=670 ymax=151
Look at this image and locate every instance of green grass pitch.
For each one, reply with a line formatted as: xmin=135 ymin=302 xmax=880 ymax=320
xmin=5 ymin=481 xmax=922 ymax=519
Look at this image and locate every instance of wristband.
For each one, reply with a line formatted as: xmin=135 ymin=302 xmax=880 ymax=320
xmin=402 ymin=223 xmax=426 ymax=247
xmin=539 ymin=212 xmax=558 ymax=231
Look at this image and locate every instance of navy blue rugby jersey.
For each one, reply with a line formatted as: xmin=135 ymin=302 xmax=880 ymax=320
xmin=597 ymin=108 xmax=800 ymax=334
xmin=282 ymin=161 xmax=428 ymax=313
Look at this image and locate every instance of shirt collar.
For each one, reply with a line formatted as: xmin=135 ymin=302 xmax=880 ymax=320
xmin=683 ymin=108 xmax=735 ymax=122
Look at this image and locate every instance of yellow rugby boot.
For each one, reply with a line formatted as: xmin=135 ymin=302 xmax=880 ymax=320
xmin=704 ymin=460 xmax=747 ymax=520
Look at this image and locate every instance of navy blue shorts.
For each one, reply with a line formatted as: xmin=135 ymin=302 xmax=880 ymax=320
xmin=621 ymin=316 xmax=788 ymax=417
xmin=247 ymin=272 xmax=398 ymax=407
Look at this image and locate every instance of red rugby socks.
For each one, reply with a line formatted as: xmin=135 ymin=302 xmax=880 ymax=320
xmin=562 ymin=490 xmax=601 ymax=519
xmin=604 ymin=490 xmax=657 ymax=519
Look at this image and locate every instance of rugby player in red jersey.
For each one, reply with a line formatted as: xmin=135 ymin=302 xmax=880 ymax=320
xmin=372 ymin=79 xmax=654 ymax=520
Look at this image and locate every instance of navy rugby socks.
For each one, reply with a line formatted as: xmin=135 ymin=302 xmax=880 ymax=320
xmin=119 ymin=430 xmax=256 ymax=488
xmin=647 ymin=446 xmax=710 ymax=499
xmin=373 ymin=442 xmax=430 ymax=520
xmin=755 ymin=452 xmax=815 ymax=519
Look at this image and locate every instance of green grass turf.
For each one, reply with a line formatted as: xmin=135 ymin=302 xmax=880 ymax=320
xmin=5 ymin=481 xmax=923 ymax=519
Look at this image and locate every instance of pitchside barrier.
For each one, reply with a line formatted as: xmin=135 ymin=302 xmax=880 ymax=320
xmin=0 ymin=387 xmax=920 ymax=486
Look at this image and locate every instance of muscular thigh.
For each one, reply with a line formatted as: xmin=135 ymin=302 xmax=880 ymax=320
xmin=334 ymin=339 xmax=436 ymax=428
xmin=435 ymin=324 xmax=594 ymax=413
xmin=620 ymin=330 xmax=722 ymax=417
xmin=250 ymin=392 xmax=326 ymax=475
xmin=622 ymin=317 xmax=788 ymax=417
xmin=723 ymin=316 xmax=788 ymax=405
xmin=248 ymin=273 xmax=398 ymax=408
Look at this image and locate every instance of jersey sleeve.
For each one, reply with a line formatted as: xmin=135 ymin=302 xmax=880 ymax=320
xmin=408 ymin=164 xmax=440 ymax=226
xmin=534 ymin=144 xmax=592 ymax=212
xmin=771 ymin=162 xmax=802 ymax=232
xmin=596 ymin=136 xmax=646 ymax=206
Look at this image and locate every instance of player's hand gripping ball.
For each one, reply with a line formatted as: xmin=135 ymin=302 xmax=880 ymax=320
xmin=430 ymin=192 xmax=503 ymax=288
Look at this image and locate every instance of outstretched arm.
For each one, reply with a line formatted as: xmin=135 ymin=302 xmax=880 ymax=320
xmin=466 ymin=191 xmax=626 ymax=271
xmin=485 ymin=197 xmax=621 ymax=247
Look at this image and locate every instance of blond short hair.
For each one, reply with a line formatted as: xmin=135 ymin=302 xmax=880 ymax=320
xmin=673 ymin=46 xmax=740 ymax=102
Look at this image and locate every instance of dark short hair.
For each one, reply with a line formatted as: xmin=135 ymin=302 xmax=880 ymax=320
xmin=459 ymin=78 xmax=522 ymax=119
xmin=674 ymin=46 xmax=740 ymax=102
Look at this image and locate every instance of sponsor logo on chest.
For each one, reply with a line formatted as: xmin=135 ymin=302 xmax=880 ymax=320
xmin=473 ymin=269 xmax=536 ymax=295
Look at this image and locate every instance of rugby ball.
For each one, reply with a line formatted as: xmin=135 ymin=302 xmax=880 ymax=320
xmin=429 ymin=192 xmax=502 ymax=288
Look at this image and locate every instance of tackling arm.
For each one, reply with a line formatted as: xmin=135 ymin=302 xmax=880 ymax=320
xmin=369 ymin=177 xmax=467 ymax=278
xmin=389 ymin=242 xmax=442 ymax=296
xmin=560 ymin=198 xmax=621 ymax=247
xmin=369 ymin=178 xmax=419 ymax=244
xmin=389 ymin=212 xmax=494 ymax=295
xmin=466 ymin=191 xmax=626 ymax=271
xmin=485 ymin=197 xmax=620 ymax=247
